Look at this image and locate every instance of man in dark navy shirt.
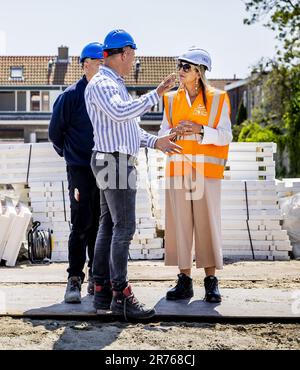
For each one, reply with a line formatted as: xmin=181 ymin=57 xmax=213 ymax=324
xmin=49 ymin=42 xmax=103 ymax=303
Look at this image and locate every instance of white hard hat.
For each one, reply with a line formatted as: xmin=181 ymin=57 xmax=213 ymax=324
xmin=178 ymin=47 xmax=212 ymax=72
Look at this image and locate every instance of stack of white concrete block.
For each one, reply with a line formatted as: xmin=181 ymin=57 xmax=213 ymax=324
xmin=0 ymin=142 xmax=67 ymax=184
xmin=28 ymin=181 xmax=70 ymax=262
xmin=130 ymin=149 xmax=164 ymax=260
xmin=0 ymin=143 xmax=165 ymax=261
xmin=221 ymin=180 xmax=291 ymax=260
xmin=223 ymin=143 xmax=290 ymax=259
xmin=0 ymin=141 xmax=292 ymax=261
xmin=0 ymin=143 xmax=68 ymax=262
xmin=225 ymin=142 xmax=276 ymax=180
xmin=0 ymin=198 xmax=32 ymax=266
xmin=146 ymin=143 xmax=292 ymax=260
xmin=147 ymin=150 xmax=166 ymax=230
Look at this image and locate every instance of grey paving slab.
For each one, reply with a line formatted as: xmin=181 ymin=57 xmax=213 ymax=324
xmin=0 ymin=286 xmax=299 ymax=319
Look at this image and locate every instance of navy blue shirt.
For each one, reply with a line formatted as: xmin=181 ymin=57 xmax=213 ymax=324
xmin=49 ymin=76 xmax=94 ymax=167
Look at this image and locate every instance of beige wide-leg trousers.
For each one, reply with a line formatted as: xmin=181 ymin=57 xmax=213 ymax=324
xmin=164 ymin=173 xmax=223 ymax=270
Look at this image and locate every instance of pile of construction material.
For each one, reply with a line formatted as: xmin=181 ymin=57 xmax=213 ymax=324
xmin=225 ymin=142 xmax=276 ymax=180
xmin=0 ymin=198 xmax=32 ymax=266
xmin=0 ymin=142 xmax=68 ymax=262
xmin=276 ymin=178 xmax=300 ymax=260
xmin=147 ymin=142 xmax=291 ymax=260
xmin=130 ymin=149 xmax=164 ymax=260
xmin=222 ymin=142 xmax=288 ymax=260
xmin=0 ymin=141 xmax=293 ymax=262
xmin=221 ymin=180 xmax=290 ymax=260
xmin=0 ymin=142 xmax=67 ymax=184
xmin=0 ymin=143 xmax=164 ymax=262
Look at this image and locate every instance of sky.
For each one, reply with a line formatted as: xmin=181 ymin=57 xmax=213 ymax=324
xmin=0 ymin=0 xmax=278 ymax=79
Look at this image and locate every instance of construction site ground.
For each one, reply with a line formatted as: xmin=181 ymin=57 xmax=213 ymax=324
xmin=0 ymin=260 xmax=299 ymax=350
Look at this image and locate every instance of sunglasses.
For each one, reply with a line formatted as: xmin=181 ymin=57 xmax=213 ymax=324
xmin=177 ymin=62 xmax=194 ymax=72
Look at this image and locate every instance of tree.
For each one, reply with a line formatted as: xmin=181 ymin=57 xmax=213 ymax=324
xmin=236 ymin=100 xmax=248 ymax=125
xmin=283 ymin=65 xmax=300 ymax=176
xmin=242 ymin=0 xmax=300 ymax=177
xmin=243 ymin=0 xmax=300 ymax=63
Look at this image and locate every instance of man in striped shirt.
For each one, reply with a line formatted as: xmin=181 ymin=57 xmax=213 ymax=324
xmin=85 ymin=29 xmax=181 ymax=320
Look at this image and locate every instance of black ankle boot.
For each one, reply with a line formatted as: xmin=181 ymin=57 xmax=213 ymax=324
xmin=110 ymin=284 xmax=156 ymax=320
xmin=204 ymin=276 xmax=221 ymax=303
xmin=166 ymin=273 xmax=194 ymax=300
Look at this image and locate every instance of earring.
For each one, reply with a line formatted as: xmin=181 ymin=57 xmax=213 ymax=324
xmin=195 ymin=80 xmax=199 ymax=95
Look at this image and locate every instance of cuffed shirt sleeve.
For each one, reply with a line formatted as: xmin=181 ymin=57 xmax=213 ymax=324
xmin=201 ymin=100 xmax=233 ymax=146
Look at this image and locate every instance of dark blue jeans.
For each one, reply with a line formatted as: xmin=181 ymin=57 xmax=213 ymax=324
xmin=90 ymin=151 xmax=137 ymax=291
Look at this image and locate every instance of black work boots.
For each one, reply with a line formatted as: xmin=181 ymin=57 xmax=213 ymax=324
xmin=94 ymin=283 xmax=156 ymax=320
xmin=204 ymin=275 xmax=222 ymax=303
xmin=166 ymin=273 xmax=194 ymax=300
xmin=64 ymin=276 xmax=82 ymax=303
xmin=110 ymin=285 xmax=156 ymax=320
xmin=166 ymin=273 xmax=222 ymax=303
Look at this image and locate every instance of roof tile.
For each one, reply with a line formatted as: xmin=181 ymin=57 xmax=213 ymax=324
xmin=0 ymin=55 xmax=238 ymax=89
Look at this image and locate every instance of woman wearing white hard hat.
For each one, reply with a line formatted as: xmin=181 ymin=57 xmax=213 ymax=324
xmin=159 ymin=47 xmax=232 ymax=303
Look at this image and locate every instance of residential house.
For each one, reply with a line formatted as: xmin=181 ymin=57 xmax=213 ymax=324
xmin=0 ymin=46 xmax=238 ymax=142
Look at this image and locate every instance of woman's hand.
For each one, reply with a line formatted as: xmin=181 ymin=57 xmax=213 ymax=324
xmin=178 ymin=121 xmax=203 ymax=135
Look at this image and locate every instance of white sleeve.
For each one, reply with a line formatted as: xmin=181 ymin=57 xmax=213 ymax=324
xmin=201 ymin=99 xmax=233 ymax=146
xmin=87 ymin=78 xmax=160 ymax=123
xmin=158 ymin=109 xmax=172 ymax=137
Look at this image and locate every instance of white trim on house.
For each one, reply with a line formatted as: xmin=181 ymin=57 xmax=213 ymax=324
xmin=225 ymin=78 xmax=249 ymax=91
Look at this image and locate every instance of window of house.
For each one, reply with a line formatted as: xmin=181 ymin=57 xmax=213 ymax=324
xmin=10 ymin=67 xmax=23 ymax=80
xmin=17 ymin=91 xmax=26 ymax=111
xmin=0 ymin=91 xmax=15 ymax=111
xmin=41 ymin=91 xmax=50 ymax=111
xmin=29 ymin=91 xmax=50 ymax=111
xmin=30 ymin=91 xmax=40 ymax=111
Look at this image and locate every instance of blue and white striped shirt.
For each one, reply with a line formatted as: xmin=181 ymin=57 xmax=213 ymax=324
xmin=85 ymin=65 xmax=159 ymax=157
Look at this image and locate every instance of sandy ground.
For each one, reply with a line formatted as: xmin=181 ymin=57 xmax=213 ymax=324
xmin=0 ymin=317 xmax=299 ymax=350
xmin=0 ymin=260 xmax=300 ymax=350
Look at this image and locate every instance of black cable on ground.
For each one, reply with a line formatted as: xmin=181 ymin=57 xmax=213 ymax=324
xmin=244 ymin=181 xmax=255 ymax=260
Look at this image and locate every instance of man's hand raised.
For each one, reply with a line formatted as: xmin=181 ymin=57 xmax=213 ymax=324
xmin=156 ymin=73 xmax=177 ymax=97
xmin=155 ymin=133 xmax=182 ymax=154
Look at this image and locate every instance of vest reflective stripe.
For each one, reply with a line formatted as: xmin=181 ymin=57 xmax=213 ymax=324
xmin=208 ymin=93 xmax=221 ymax=127
xmin=216 ymin=93 xmax=226 ymax=128
xmin=164 ymin=91 xmax=176 ymax=126
xmin=176 ymin=134 xmax=202 ymax=141
xmin=167 ymin=154 xmax=227 ymax=166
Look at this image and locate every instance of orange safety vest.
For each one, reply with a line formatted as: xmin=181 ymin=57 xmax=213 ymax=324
xmin=163 ymin=87 xmax=230 ymax=179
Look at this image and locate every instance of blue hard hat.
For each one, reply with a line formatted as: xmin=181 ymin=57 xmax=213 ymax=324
xmin=103 ymin=29 xmax=137 ymax=51
xmin=80 ymin=42 xmax=104 ymax=62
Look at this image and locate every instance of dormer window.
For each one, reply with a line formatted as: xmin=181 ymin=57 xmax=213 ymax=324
xmin=10 ymin=66 xmax=23 ymax=80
